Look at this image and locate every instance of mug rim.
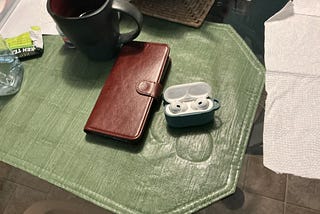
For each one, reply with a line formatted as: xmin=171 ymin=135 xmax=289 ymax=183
xmin=47 ymin=0 xmax=110 ymax=20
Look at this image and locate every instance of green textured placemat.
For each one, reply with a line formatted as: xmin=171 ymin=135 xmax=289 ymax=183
xmin=0 ymin=17 xmax=265 ymax=214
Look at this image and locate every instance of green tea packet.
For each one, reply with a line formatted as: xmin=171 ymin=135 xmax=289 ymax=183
xmin=5 ymin=26 xmax=43 ymax=60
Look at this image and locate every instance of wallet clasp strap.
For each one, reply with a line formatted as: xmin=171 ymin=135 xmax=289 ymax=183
xmin=136 ymin=80 xmax=163 ymax=99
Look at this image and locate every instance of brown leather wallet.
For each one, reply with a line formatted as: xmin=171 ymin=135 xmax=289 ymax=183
xmin=84 ymin=41 xmax=170 ymax=142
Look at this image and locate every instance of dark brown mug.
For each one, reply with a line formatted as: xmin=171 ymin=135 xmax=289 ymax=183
xmin=47 ymin=0 xmax=143 ymax=60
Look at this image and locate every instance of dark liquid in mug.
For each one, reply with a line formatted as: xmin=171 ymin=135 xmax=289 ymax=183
xmin=50 ymin=0 xmax=106 ymax=17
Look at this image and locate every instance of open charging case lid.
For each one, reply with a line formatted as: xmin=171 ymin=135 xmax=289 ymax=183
xmin=163 ymin=82 xmax=220 ymax=127
xmin=164 ymin=82 xmax=212 ymax=104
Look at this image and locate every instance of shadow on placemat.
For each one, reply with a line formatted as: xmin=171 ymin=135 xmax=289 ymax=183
xmin=85 ymin=115 xmax=222 ymax=154
xmin=85 ymin=134 xmax=146 ymax=153
xmin=0 ymin=95 xmax=14 ymax=111
xmin=57 ymin=47 xmax=113 ymax=89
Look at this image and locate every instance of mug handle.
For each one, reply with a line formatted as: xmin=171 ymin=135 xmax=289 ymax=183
xmin=111 ymin=0 xmax=143 ymax=45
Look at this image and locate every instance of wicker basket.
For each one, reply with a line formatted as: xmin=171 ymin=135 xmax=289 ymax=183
xmin=131 ymin=0 xmax=216 ymax=28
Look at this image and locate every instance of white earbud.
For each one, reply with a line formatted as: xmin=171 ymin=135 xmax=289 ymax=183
xmin=191 ymin=98 xmax=209 ymax=110
xmin=169 ymin=101 xmax=188 ymax=114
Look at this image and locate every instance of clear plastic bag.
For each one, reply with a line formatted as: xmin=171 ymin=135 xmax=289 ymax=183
xmin=0 ymin=35 xmax=23 ymax=96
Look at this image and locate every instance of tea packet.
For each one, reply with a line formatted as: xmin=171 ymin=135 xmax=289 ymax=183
xmin=5 ymin=26 xmax=43 ymax=60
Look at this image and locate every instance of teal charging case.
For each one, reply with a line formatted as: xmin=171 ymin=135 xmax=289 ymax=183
xmin=163 ymin=82 xmax=220 ymax=128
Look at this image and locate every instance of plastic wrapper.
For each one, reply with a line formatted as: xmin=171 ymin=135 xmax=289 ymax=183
xmin=5 ymin=26 xmax=43 ymax=60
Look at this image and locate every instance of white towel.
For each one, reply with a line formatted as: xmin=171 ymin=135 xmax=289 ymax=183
xmin=264 ymin=0 xmax=320 ymax=179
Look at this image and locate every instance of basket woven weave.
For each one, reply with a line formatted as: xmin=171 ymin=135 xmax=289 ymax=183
xmin=131 ymin=0 xmax=215 ymax=28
